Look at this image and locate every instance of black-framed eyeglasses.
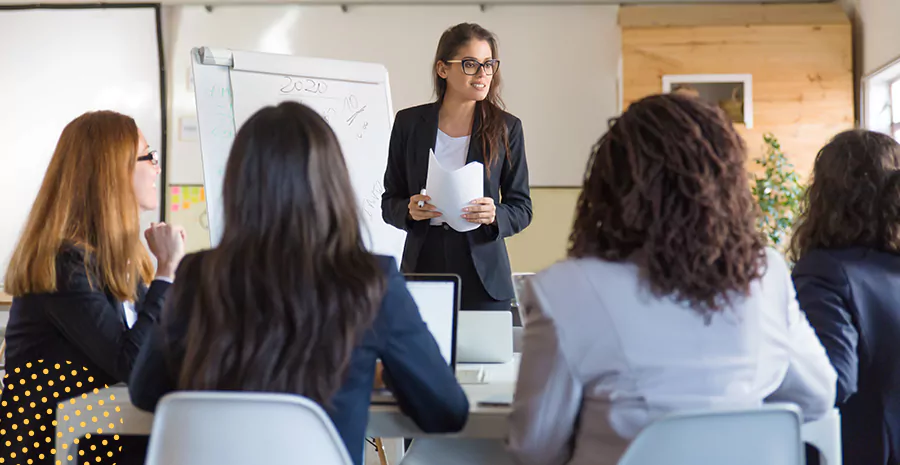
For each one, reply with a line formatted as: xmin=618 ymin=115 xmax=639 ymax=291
xmin=137 ymin=150 xmax=160 ymax=166
xmin=444 ymin=59 xmax=500 ymax=76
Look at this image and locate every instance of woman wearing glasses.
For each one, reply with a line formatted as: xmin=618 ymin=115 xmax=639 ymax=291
xmin=382 ymin=22 xmax=532 ymax=311
xmin=0 ymin=111 xmax=185 ymax=464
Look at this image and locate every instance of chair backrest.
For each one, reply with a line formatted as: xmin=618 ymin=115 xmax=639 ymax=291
xmin=144 ymin=391 xmax=353 ymax=465
xmin=617 ymin=403 xmax=804 ymax=465
xmin=0 ymin=337 xmax=6 ymax=389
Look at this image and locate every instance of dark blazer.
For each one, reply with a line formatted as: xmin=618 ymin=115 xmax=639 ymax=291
xmin=0 ymin=245 xmax=170 ymax=464
xmin=793 ymin=247 xmax=900 ymax=465
xmin=129 ymin=252 xmax=469 ymax=465
xmin=382 ymin=102 xmax=532 ymax=301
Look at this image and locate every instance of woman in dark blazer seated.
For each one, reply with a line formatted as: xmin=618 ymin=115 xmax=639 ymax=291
xmin=0 ymin=111 xmax=185 ymax=464
xmin=382 ymin=22 xmax=532 ymax=310
xmin=129 ymin=101 xmax=469 ymax=465
xmin=791 ymin=130 xmax=900 ymax=465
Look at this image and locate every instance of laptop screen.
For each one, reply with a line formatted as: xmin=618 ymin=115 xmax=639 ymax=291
xmin=404 ymin=275 xmax=459 ymax=368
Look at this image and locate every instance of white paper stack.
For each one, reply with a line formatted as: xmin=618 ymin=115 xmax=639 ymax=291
xmin=425 ymin=149 xmax=484 ymax=232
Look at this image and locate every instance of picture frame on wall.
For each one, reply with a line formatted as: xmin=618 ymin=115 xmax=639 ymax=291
xmin=662 ymin=74 xmax=754 ymax=128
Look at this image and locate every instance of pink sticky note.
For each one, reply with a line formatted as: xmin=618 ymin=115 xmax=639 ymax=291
xmin=172 ymin=186 xmax=181 ymax=194
xmin=171 ymin=205 xmax=180 ymax=212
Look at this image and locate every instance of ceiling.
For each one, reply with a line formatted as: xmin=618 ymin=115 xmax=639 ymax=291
xmin=0 ymin=0 xmax=832 ymax=5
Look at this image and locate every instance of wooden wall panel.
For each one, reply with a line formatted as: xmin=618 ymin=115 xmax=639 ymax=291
xmin=505 ymin=187 xmax=581 ymax=273
xmin=618 ymin=3 xmax=848 ymax=28
xmin=622 ymin=19 xmax=854 ymax=177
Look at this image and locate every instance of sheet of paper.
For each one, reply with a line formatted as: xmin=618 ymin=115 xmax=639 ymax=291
xmin=426 ymin=149 xmax=484 ymax=233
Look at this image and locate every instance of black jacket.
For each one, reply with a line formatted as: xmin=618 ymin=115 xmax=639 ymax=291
xmin=793 ymin=247 xmax=900 ymax=465
xmin=381 ymin=102 xmax=532 ymax=300
xmin=0 ymin=245 xmax=169 ymax=464
xmin=129 ymin=252 xmax=469 ymax=465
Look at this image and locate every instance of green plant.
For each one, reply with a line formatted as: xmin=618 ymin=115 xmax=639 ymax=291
xmin=750 ymin=134 xmax=804 ymax=250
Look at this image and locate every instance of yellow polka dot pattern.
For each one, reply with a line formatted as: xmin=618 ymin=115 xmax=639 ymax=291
xmin=1 ymin=360 xmax=126 ymax=465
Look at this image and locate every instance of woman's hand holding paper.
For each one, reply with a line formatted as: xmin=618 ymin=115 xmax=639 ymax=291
xmin=408 ymin=194 xmax=442 ymax=221
xmin=463 ymin=197 xmax=496 ymax=225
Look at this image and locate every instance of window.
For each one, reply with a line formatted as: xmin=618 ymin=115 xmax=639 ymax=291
xmin=892 ymin=78 xmax=900 ymax=141
xmin=862 ymin=56 xmax=900 ymax=138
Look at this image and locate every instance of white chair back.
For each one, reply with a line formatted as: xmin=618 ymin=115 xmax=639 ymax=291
xmin=617 ymin=403 xmax=804 ymax=465
xmin=802 ymin=408 xmax=843 ymax=465
xmin=145 ymin=391 xmax=353 ymax=465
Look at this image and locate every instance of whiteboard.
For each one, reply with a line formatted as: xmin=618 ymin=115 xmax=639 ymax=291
xmin=0 ymin=7 xmax=163 ymax=285
xmin=190 ymin=47 xmax=406 ymax=265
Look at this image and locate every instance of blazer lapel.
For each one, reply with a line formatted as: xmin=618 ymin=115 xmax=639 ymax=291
xmin=105 ymin=290 xmax=128 ymax=327
xmin=134 ymin=282 xmax=147 ymax=310
xmin=466 ymin=102 xmax=482 ymax=166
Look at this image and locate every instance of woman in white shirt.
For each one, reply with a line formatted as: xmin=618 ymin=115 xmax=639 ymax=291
xmin=507 ymin=93 xmax=836 ymax=465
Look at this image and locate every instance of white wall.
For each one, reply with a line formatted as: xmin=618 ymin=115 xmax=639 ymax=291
xmin=0 ymin=7 xmax=163 ymax=280
xmin=849 ymin=0 xmax=900 ymax=136
xmin=858 ymin=0 xmax=900 ymax=75
xmin=163 ymin=4 xmax=620 ymax=189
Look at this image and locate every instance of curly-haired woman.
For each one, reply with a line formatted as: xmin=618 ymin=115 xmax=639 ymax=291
xmin=506 ymin=93 xmax=836 ymax=465
xmin=791 ymin=130 xmax=900 ymax=465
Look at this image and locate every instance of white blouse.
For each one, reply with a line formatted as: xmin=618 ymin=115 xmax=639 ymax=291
xmin=430 ymin=129 xmax=470 ymax=226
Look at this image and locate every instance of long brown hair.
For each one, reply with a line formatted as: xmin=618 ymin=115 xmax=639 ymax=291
xmin=171 ymin=102 xmax=386 ymax=405
xmin=790 ymin=129 xmax=900 ymax=260
xmin=4 ymin=111 xmax=153 ymax=301
xmin=433 ymin=22 xmax=509 ymax=173
xmin=569 ymin=94 xmax=766 ymax=314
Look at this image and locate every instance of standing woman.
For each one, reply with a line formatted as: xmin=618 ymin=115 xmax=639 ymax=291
xmin=382 ymin=22 xmax=532 ymax=310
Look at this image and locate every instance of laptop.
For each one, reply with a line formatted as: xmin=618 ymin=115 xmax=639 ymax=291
xmin=456 ymin=311 xmax=513 ymax=363
xmin=371 ymin=273 xmax=460 ymax=403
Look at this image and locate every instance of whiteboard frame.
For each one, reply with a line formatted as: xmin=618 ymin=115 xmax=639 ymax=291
xmin=190 ymin=47 xmax=234 ymax=247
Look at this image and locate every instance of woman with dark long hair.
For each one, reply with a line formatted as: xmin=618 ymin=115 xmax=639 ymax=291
xmin=507 ymin=94 xmax=835 ymax=465
xmin=791 ymin=130 xmax=900 ymax=465
xmin=382 ymin=22 xmax=532 ymax=310
xmin=129 ymin=101 xmax=468 ymax=465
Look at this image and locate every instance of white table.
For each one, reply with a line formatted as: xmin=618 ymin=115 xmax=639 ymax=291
xmin=52 ymin=360 xmax=519 ymax=465
xmin=54 ymin=356 xmax=841 ymax=465
xmin=368 ymin=360 xmax=520 ymax=465
xmin=368 ymin=356 xmax=842 ymax=465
